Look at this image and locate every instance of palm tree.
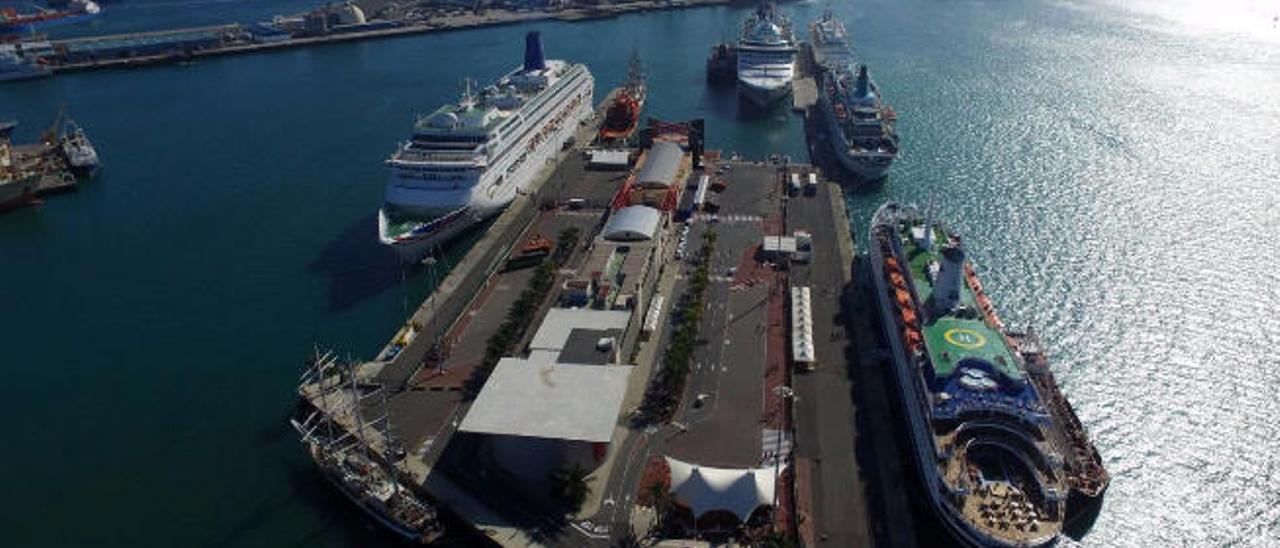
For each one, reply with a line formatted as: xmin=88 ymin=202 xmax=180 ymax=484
xmin=551 ymin=464 xmax=593 ymax=511
xmin=646 ymin=480 xmax=673 ymax=532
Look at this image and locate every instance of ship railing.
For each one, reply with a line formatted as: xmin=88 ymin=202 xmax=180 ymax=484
xmin=391 ymin=150 xmax=485 ymax=165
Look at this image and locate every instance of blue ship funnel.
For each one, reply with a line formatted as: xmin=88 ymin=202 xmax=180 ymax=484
xmin=854 ymin=65 xmax=870 ymax=98
xmin=524 ymin=31 xmax=546 ymax=72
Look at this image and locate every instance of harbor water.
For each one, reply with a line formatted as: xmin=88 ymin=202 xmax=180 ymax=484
xmin=2 ymin=0 xmax=1278 ymax=546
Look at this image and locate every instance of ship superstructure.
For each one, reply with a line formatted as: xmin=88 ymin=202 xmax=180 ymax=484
xmin=869 ymin=202 xmax=1108 ymax=547
xmin=379 ymin=31 xmax=594 ymax=261
xmin=809 ymin=10 xmax=855 ymax=73
xmin=736 ymin=2 xmax=797 ymax=107
xmin=818 ymin=64 xmax=898 ymax=181
xmin=292 ymin=350 xmax=445 ymax=544
xmin=60 ymin=118 xmax=99 ymax=177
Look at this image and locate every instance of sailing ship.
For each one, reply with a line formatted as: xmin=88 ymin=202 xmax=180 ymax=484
xmin=292 ymin=350 xmax=445 ymax=544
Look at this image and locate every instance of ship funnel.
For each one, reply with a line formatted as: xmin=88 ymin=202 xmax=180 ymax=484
xmin=855 ymin=65 xmax=870 ymax=98
xmin=920 ymin=201 xmax=935 ymax=251
xmin=524 ymin=31 xmax=546 ymax=72
xmin=931 ymin=241 xmax=966 ymax=315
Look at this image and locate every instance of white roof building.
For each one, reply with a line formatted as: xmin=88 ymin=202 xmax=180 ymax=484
xmin=529 ymin=308 xmax=632 ymax=355
xmin=460 ymin=359 xmax=633 ymax=443
xmin=635 ymin=141 xmax=684 ymax=188
xmin=603 ymin=205 xmax=662 ymax=242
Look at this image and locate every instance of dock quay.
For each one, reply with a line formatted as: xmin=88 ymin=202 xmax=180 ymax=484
xmin=792 ymin=42 xmax=819 ymax=112
xmin=3 ymin=0 xmax=730 ymax=80
xmin=292 ymin=94 xmax=880 ymax=545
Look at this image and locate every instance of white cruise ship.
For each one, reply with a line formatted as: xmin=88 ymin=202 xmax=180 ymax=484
xmin=379 ymin=31 xmax=594 ymax=261
xmin=809 ymin=10 xmax=855 ymax=73
xmin=736 ymin=3 xmax=797 ymax=107
xmin=819 ymin=64 xmax=898 ymax=181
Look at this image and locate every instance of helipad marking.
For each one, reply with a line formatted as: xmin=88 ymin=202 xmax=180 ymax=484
xmin=944 ymin=328 xmax=986 ymax=349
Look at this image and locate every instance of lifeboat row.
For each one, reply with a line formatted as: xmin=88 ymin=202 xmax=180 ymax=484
xmin=882 ymin=253 xmax=924 ymax=355
xmin=964 ymin=262 xmax=1004 ymax=332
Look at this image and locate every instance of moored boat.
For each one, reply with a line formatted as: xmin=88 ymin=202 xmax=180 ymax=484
xmin=1 ymin=121 xmax=39 ymax=212
xmin=809 ymin=10 xmax=855 ymax=73
xmin=736 ymin=2 xmax=797 ymax=107
xmin=378 ymin=31 xmax=594 ymax=262
xmin=60 ymin=118 xmax=99 ymax=177
xmin=705 ymin=42 xmax=736 ymax=84
xmin=868 ymin=202 xmax=1108 ymax=547
xmin=292 ymin=351 xmax=445 ymax=544
xmin=598 ymin=51 xmax=645 ymax=143
xmin=818 ymin=64 xmax=898 ymax=181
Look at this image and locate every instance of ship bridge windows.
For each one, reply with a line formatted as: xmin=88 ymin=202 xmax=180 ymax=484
xmin=412 ymin=134 xmax=489 ymax=144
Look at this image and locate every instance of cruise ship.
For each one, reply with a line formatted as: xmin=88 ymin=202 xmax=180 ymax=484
xmin=378 ymin=31 xmax=594 ymax=261
xmin=818 ymin=64 xmax=898 ymax=181
xmin=736 ymin=3 xmax=797 ymax=107
xmin=809 ymin=10 xmax=855 ymax=73
xmin=869 ymin=202 xmax=1109 ymax=547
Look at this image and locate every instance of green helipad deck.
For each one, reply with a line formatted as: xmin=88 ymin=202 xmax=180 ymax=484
xmin=901 ymin=226 xmax=1021 ymax=380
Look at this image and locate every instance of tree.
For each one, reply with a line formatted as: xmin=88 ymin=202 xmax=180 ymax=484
xmin=645 ymin=480 xmax=673 ymax=532
xmin=551 ymin=463 xmax=593 ymax=511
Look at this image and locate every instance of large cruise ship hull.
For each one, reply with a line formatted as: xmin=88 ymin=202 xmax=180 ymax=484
xmin=818 ymin=79 xmax=895 ymax=181
xmin=869 ymin=203 xmax=1057 ymax=548
xmin=739 ymin=79 xmax=791 ymax=107
xmin=379 ymin=206 xmax=485 ymax=262
xmin=379 ymin=40 xmax=594 ymax=263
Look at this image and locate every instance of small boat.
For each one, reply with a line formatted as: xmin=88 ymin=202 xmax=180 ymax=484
xmin=60 ymin=118 xmax=98 ymax=177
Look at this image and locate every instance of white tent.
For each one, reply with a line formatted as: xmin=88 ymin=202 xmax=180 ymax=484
xmin=664 ymin=457 xmax=785 ymax=521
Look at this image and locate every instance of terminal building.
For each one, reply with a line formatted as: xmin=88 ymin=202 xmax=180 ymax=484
xmin=459 ymin=308 xmax=636 ymax=497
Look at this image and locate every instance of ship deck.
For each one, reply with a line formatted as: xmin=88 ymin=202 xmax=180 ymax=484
xmin=903 ymin=227 xmax=1021 ymax=380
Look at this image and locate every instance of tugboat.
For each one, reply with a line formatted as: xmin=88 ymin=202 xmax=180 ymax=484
xmin=292 ymin=350 xmax=446 ymax=544
xmin=598 ymin=51 xmax=645 ymax=143
xmin=60 ymin=118 xmax=98 ymax=177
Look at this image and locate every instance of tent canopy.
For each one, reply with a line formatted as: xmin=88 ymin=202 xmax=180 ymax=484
xmin=665 ymin=457 xmax=785 ymax=521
